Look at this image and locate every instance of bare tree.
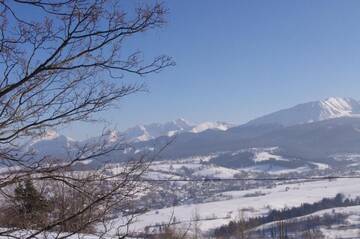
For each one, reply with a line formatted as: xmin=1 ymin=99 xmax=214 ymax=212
xmin=191 ymin=207 xmax=201 ymax=239
xmin=234 ymin=209 xmax=247 ymax=239
xmin=0 ymin=0 xmax=174 ymax=238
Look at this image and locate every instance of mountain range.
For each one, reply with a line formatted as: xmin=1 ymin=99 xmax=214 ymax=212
xmin=247 ymin=97 xmax=360 ymax=126
xmin=26 ymin=97 xmax=360 ymax=171
xmin=120 ymin=118 xmax=233 ymax=142
xmin=27 ymin=119 xmax=233 ymax=159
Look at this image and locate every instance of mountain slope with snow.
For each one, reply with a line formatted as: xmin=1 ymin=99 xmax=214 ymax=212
xmin=24 ymin=119 xmax=234 ymax=161
xmin=191 ymin=121 xmax=233 ymax=133
xmin=121 ymin=119 xmax=233 ymax=142
xmin=122 ymin=119 xmax=193 ymax=142
xmin=28 ymin=130 xmax=76 ymax=160
xmin=23 ymin=97 xmax=360 ymax=167
xmin=246 ymin=97 xmax=360 ymax=127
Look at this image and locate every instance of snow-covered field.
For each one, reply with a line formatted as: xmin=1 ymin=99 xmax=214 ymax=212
xmin=99 ymin=154 xmax=360 ymax=237
xmin=252 ymin=205 xmax=360 ymax=238
xmin=113 ymin=178 xmax=360 ymax=234
xmin=3 ymin=153 xmax=357 ymax=238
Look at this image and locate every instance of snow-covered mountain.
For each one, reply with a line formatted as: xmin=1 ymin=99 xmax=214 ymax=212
xmin=28 ymin=130 xmax=76 ymax=160
xmin=246 ymin=97 xmax=360 ymax=127
xmin=23 ymin=97 xmax=360 ymax=166
xmin=121 ymin=119 xmax=233 ymax=142
xmin=121 ymin=119 xmax=193 ymax=142
xmin=24 ymin=119 xmax=233 ymax=159
xmin=191 ymin=121 xmax=232 ymax=133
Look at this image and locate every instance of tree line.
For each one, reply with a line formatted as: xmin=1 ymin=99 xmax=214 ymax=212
xmin=214 ymin=193 xmax=358 ymax=238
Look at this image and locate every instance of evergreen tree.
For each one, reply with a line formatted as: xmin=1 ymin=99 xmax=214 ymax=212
xmin=14 ymin=179 xmax=48 ymax=221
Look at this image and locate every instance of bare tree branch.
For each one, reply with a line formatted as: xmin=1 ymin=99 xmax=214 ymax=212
xmin=0 ymin=0 xmax=174 ymax=238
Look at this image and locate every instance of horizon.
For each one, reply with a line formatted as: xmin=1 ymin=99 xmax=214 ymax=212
xmin=56 ymin=96 xmax=357 ymax=140
xmin=59 ymin=0 xmax=360 ymax=139
xmin=3 ymin=2 xmax=360 ymax=237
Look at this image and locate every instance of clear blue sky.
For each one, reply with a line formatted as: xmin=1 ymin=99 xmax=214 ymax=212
xmin=63 ymin=0 xmax=360 ymax=139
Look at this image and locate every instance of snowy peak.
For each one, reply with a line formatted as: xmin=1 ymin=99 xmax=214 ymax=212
xmin=32 ymin=130 xmax=60 ymax=144
xmin=319 ymin=97 xmax=360 ymax=119
xmin=191 ymin=121 xmax=233 ymax=133
xmin=28 ymin=130 xmax=76 ymax=160
xmin=121 ymin=119 xmax=234 ymax=142
xmin=247 ymin=97 xmax=360 ymax=127
xmin=31 ymin=129 xmax=75 ymax=145
xmin=99 ymin=129 xmax=122 ymax=143
xmin=173 ymin=118 xmax=192 ymax=129
xmin=122 ymin=119 xmax=193 ymax=142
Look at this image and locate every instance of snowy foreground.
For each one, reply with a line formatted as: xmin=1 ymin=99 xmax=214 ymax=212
xmin=3 ymin=155 xmax=360 ymax=238
xmin=2 ymin=178 xmax=360 ymax=239
xmin=0 ymin=174 xmax=360 ymax=239
xmin=108 ymin=177 xmax=360 ymax=237
xmin=251 ymin=205 xmax=360 ymax=239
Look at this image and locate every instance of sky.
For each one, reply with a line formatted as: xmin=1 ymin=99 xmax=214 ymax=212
xmin=62 ymin=0 xmax=360 ymax=139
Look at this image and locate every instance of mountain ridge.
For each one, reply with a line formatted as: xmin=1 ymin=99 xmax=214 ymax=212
xmin=121 ymin=118 xmax=233 ymax=142
xmin=26 ymin=97 xmax=360 ymax=168
xmin=246 ymin=97 xmax=360 ymax=127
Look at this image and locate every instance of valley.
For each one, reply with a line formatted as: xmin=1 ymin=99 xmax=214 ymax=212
xmin=7 ymin=97 xmax=360 ymax=238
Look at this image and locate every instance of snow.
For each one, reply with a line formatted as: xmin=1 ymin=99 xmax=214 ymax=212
xmin=191 ymin=121 xmax=232 ymax=133
xmin=113 ymin=178 xmax=360 ymax=234
xmin=192 ymin=166 xmax=240 ymax=179
xmin=34 ymin=130 xmax=60 ymax=142
xmin=319 ymin=97 xmax=355 ymax=119
xmin=144 ymin=171 xmax=182 ymax=180
xmin=246 ymin=97 xmax=360 ymax=127
xmin=119 ymin=119 xmax=233 ymax=142
xmin=231 ymin=147 xmax=289 ymax=163
xmin=150 ymin=162 xmax=203 ymax=172
xmin=147 ymin=157 xmax=241 ymax=180
xmin=100 ymin=130 xmax=121 ymax=143
xmin=333 ymin=153 xmax=360 ymax=162
xmin=253 ymin=151 xmax=287 ymax=162
xmin=245 ymin=165 xmax=310 ymax=175
xmin=311 ymin=162 xmax=330 ymax=170
xmin=252 ymin=205 xmax=360 ymax=238
xmin=27 ymin=132 xmax=76 ymax=160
